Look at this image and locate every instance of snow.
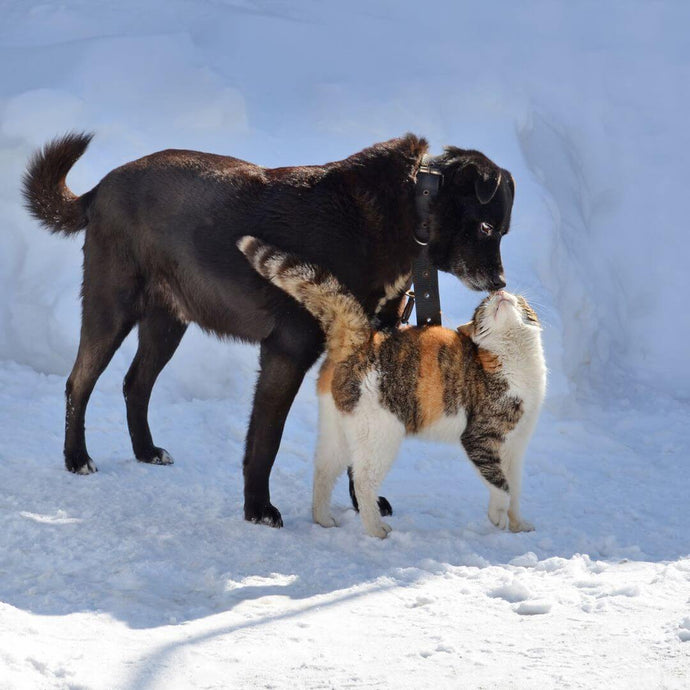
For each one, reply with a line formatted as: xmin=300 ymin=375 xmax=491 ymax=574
xmin=1 ymin=1 xmax=689 ymax=688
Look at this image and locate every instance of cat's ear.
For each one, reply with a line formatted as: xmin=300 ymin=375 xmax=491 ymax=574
xmin=458 ymin=322 xmax=474 ymax=338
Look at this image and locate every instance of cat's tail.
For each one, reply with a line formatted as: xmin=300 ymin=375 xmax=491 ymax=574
xmin=22 ymin=132 xmax=95 ymax=236
xmin=237 ymin=236 xmax=371 ymax=361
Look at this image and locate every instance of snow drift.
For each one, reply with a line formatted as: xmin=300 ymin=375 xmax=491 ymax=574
xmin=1 ymin=1 xmax=688 ymax=403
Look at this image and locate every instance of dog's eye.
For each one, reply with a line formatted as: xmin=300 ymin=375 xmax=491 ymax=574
xmin=480 ymin=222 xmax=493 ymax=236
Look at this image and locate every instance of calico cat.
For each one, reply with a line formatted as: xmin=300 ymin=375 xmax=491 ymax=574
xmin=238 ymin=236 xmax=546 ymax=538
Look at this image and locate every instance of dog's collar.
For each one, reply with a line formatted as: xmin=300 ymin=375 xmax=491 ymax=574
xmin=413 ymin=154 xmax=443 ymax=246
xmin=406 ymin=154 xmax=443 ymax=327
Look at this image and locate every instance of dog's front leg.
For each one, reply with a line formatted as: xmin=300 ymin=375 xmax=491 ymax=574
xmin=243 ymin=320 xmax=322 ymax=527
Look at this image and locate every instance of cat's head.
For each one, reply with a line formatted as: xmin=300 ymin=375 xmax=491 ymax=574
xmin=458 ymin=291 xmax=540 ymax=347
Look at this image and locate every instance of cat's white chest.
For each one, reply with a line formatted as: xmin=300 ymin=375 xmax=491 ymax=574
xmin=503 ymin=356 xmax=547 ymax=415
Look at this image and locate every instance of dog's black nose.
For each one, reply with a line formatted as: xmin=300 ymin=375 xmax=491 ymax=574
xmin=489 ymin=274 xmax=506 ymax=290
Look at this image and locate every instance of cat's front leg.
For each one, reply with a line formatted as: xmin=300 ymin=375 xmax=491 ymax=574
xmin=503 ymin=432 xmax=535 ymax=533
xmin=508 ymin=507 xmax=534 ymax=533
xmin=506 ymin=484 xmax=535 ymax=532
xmin=461 ymin=427 xmax=511 ymax=529
xmin=488 ymin=488 xmax=511 ymax=529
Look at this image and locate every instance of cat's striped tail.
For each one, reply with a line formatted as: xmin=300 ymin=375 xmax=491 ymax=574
xmin=237 ymin=236 xmax=371 ymax=361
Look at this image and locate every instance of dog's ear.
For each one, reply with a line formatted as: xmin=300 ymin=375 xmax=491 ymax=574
xmin=458 ymin=322 xmax=474 ymax=338
xmin=474 ymin=168 xmax=502 ymax=205
xmin=442 ymin=148 xmax=504 ymax=204
xmin=504 ymin=169 xmax=515 ymax=201
xmin=453 ymin=160 xmax=502 ymax=205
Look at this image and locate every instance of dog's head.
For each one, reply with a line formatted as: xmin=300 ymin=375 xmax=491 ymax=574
xmin=428 ymin=148 xmax=514 ymax=292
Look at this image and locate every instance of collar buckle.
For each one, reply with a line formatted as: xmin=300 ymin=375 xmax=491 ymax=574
xmin=414 ymin=155 xmax=443 ymax=246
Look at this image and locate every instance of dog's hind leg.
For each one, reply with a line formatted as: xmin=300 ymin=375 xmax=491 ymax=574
xmin=64 ymin=246 xmax=138 ymax=474
xmin=65 ymin=322 xmax=134 ymax=473
xmin=123 ymin=306 xmax=187 ymax=465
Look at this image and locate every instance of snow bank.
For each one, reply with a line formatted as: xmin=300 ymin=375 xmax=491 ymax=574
xmin=2 ymin=5 xmax=690 ymax=686
xmin=1 ymin=1 xmax=689 ymax=402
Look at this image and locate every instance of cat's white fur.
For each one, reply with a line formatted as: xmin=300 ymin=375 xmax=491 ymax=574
xmin=312 ymin=291 xmax=546 ymax=538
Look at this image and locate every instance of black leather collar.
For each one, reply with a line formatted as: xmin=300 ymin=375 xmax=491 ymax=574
xmin=409 ymin=154 xmax=443 ymax=327
xmin=413 ymin=154 xmax=443 ymax=245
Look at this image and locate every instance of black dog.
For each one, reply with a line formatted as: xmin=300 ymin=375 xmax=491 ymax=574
xmin=22 ymin=133 xmax=514 ymax=527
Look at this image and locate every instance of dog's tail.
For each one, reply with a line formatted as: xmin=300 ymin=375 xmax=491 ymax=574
xmin=22 ymin=132 xmax=95 ymax=236
xmin=238 ymin=236 xmax=372 ymax=361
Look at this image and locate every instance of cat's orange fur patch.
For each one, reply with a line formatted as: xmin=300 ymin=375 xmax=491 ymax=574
xmin=372 ymin=331 xmax=385 ymax=348
xmin=476 ymin=348 xmax=502 ymax=374
xmin=317 ymin=359 xmax=335 ymax=395
xmin=416 ymin=327 xmax=459 ymax=429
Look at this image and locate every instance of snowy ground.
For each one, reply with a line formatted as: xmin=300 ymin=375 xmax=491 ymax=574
xmin=1 ymin=1 xmax=690 ymax=688
xmin=1 ymin=357 xmax=689 ymax=689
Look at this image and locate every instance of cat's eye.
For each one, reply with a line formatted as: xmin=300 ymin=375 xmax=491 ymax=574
xmin=480 ymin=222 xmax=493 ymax=236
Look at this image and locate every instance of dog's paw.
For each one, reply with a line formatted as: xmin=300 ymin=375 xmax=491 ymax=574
xmin=137 ymin=447 xmax=174 ymax=466
xmin=245 ymin=500 xmax=284 ymax=528
xmin=65 ymin=454 xmax=97 ymax=475
xmin=488 ymin=506 xmax=509 ymax=530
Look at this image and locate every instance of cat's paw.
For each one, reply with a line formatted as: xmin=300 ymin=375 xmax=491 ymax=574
xmin=365 ymin=521 xmax=392 ymax=539
xmin=509 ymin=517 xmax=535 ymax=533
xmin=488 ymin=506 xmax=509 ymax=530
xmin=488 ymin=491 xmax=510 ymax=529
xmin=314 ymin=514 xmax=338 ymax=528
